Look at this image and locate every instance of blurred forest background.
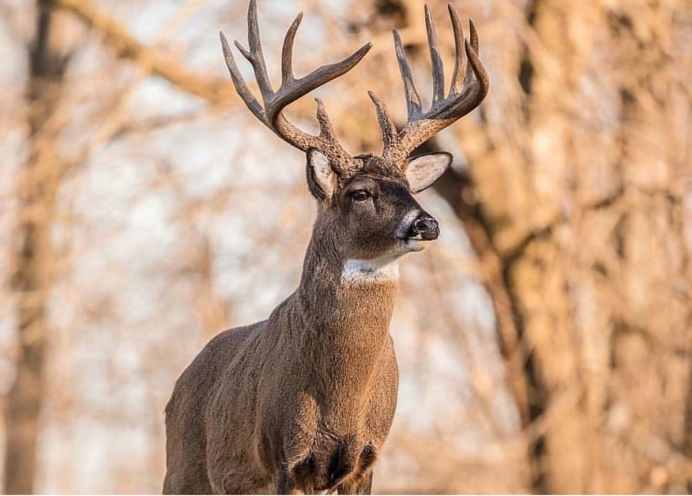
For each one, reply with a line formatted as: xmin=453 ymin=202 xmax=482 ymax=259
xmin=0 ymin=0 xmax=690 ymax=493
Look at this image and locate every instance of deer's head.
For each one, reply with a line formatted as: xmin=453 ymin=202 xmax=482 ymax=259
xmin=221 ymin=0 xmax=488 ymax=264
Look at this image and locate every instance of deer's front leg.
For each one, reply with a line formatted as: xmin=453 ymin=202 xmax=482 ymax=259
xmin=337 ymin=472 xmax=373 ymax=495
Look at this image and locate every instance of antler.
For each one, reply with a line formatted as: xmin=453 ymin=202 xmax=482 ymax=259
xmin=220 ymin=0 xmax=372 ymax=172
xmin=369 ymin=4 xmax=490 ymax=165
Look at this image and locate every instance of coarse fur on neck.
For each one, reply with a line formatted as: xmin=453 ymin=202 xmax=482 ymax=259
xmin=297 ymin=216 xmax=400 ymax=330
xmin=292 ymin=217 xmax=399 ymax=401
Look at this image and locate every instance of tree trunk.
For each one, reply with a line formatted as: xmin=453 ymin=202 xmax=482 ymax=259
xmin=505 ymin=2 xmax=689 ymax=492
xmin=4 ymin=2 xmax=68 ymax=493
xmin=460 ymin=0 xmax=690 ymax=493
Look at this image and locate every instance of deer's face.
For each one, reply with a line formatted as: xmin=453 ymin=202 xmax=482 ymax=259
xmin=307 ymin=150 xmax=451 ymax=262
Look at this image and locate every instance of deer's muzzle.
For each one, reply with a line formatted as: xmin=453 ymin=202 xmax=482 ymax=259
xmin=398 ymin=211 xmax=439 ymax=242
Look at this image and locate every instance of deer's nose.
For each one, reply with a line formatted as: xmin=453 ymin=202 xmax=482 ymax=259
xmin=411 ymin=214 xmax=439 ymax=240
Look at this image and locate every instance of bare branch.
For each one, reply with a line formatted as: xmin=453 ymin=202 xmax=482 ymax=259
xmin=50 ymin=0 xmax=234 ymax=103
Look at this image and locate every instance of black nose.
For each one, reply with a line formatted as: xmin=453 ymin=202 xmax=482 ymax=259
xmin=411 ymin=214 xmax=439 ymax=240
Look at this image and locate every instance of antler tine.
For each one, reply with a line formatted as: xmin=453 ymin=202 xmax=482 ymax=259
xmin=368 ymin=91 xmax=400 ymax=152
xmin=377 ymin=4 xmax=490 ymax=164
xmin=238 ymin=0 xmax=274 ymax=99
xmin=464 ymin=19 xmax=480 ymax=86
xmin=221 ymin=1 xmax=373 ymax=168
xmin=448 ymin=4 xmax=466 ymax=95
xmin=315 ymin=98 xmax=338 ymax=141
xmin=281 ymin=13 xmax=303 ymax=86
xmin=393 ymin=29 xmax=423 ymax=120
xmin=220 ymin=32 xmax=265 ymax=122
xmin=424 ymin=5 xmax=445 ymax=105
xmin=462 ymin=34 xmax=489 ymax=105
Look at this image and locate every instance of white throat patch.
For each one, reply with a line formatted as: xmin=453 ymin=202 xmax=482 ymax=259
xmin=341 ymin=257 xmax=400 ymax=284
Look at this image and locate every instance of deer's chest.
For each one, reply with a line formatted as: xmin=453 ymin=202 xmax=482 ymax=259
xmin=278 ymin=344 xmax=398 ymax=491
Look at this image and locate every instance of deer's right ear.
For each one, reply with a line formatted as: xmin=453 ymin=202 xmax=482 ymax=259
xmin=306 ymin=149 xmax=337 ymax=200
xmin=405 ymin=152 xmax=452 ymax=193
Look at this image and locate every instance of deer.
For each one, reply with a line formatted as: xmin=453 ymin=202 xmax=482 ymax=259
xmin=163 ymin=1 xmax=488 ymax=494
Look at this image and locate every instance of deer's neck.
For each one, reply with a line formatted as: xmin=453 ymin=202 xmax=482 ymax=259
xmin=292 ymin=230 xmax=399 ymax=397
xmin=297 ymin=231 xmax=399 ymax=326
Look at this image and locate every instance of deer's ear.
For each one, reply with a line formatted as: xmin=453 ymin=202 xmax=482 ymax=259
xmin=306 ymin=149 xmax=337 ymax=200
xmin=405 ymin=152 xmax=452 ymax=193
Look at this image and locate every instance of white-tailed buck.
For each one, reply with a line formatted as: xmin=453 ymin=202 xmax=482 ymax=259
xmin=164 ymin=1 xmax=488 ymax=493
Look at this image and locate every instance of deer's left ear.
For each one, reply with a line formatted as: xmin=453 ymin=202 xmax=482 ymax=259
xmin=405 ymin=152 xmax=452 ymax=193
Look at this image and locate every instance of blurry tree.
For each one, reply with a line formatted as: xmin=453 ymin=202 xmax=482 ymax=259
xmin=4 ymin=2 xmax=70 ymax=493
xmin=3 ymin=0 xmax=232 ymax=491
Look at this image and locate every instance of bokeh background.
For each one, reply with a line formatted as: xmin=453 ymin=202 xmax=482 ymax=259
xmin=0 ymin=0 xmax=690 ymax=493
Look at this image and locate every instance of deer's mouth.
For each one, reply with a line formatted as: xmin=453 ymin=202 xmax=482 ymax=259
xmin=398 ymin=237 xmax=432 ymax=252
xmin=396 ymin=224 xmax=438 ymax=253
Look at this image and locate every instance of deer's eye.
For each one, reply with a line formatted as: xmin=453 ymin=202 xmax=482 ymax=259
xmin=350 ymin=189 xmax=371 ymax=202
